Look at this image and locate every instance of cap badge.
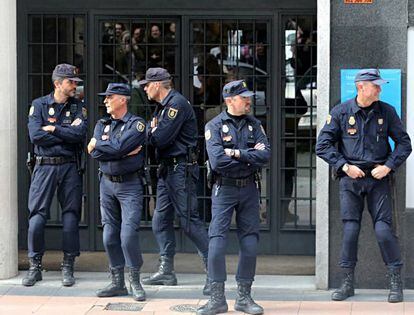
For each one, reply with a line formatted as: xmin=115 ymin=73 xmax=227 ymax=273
xmin=222 ymin=125 xmax=229 ymax=133
xmin=48 ymin=107 xmax=55 ymax=116
xmin=378 ymin=118 xmax=384 ymax=125
xmin=104 ymin=125 xmax=110 ymax=133
xmin=248 ymin=125 xmax=253 ymax=131
xmin=348 ymin=116 xmax=356 ymax=126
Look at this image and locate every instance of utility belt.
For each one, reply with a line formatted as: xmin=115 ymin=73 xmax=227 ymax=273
xmin=101 ymin=169 xmax=144 ymax=183
xmin=159 ymin=155 xmax=188 ymax=166
xmin=35 ymin=156 xmax=76 ymax=165
xmin=216 ymin=174 xmax=256 ymax=188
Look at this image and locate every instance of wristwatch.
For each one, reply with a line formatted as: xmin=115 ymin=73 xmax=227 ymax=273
xmin=342 ymin=163 xmax=349 ymax=173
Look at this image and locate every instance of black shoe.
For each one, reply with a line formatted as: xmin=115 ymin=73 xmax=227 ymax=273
xmin=141 ymin=256 xmax=177 ymax=286
xmin=234 ymin=281 xmax=263 ymax=315
xmin=197 ymin=282 xmax=228 ymax=315
xmin=388 ymin=268 xmax=403 ymax=303
xmin=96 ymin=267 xmax=128 ymax=297
xmin=331 ymin=269 xmax=354 ymax=301
xmin=61 ymin=254 xmax=76 ymax=287
xmin=129 ymin=268 xmax=146 ymax=301
xmin=22 ymin=256 xmax=42 ymax=287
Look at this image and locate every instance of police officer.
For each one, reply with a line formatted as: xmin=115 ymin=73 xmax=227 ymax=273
xmin=138 ymin=67 xmax=210 ymax=293
xmin=198 ymin=80 xmax=270 ymax=315
xmin=316 ymin=69 xmax=412 ymax=303
xmin=24 ymin=64 xmax=87 ymax=287
xmin=88 ymin=83 xmax=146 ymax=301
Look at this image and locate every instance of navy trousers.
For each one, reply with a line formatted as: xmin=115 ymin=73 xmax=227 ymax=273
xmin=100 ymin=175 xmax=144 ymax=269
xmin=208 ymin=181 xmax=260 ymax=282
xmin=152 ymin=163 xmax=209 ymax=259
xmin=27 ymin=163 xmax=82 ymax=258
xmin=339 ymin=176 xmax=402 ymax=270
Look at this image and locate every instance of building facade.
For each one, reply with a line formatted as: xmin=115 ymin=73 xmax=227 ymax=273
xmin=0 ymin=0 xmax=412 ymax=290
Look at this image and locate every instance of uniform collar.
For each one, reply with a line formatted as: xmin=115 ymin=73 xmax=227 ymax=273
xmin=119 ymin=111 xmax=132 ymax=123
xmin=350 ymin=97 xmax=381 ymax=114
xmin=161 ymin=89 xmax=175 ymax=106
xmin=46 ymin=92 xmax=77 ymax=107
xmin=45 ymin=92 xmax=55 ymax=105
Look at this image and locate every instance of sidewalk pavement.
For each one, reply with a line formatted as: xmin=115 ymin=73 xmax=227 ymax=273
xmin=0 ymin=272 xmax=414 ymax=314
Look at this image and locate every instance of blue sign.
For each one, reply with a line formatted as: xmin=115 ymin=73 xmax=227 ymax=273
xmin=340 ymin=69 xmax=402 ymax=149
xmin=340 ymin=69 xmax=401 ymax=117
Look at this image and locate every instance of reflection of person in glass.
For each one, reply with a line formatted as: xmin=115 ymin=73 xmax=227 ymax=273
xmin=282 ymin=21 xmax=314 ymax=224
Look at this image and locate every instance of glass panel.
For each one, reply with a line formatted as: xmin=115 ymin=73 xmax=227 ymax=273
xmin=43 ymin=16 xmax=57 ymax=43
xmin=43 ymin=44 xmax=57 ymax=73
xmin=28 ymin=75 xmax=42 ymax=100
xmin=29 ymin=15 xmax=42 ymax=43
xmin=280 ymin=15 xmax=316 ymax=231
xmin=29 ymin=45 xmax=42 ymax=73
xmin=189 ymin=19 xmax=270 ymax=228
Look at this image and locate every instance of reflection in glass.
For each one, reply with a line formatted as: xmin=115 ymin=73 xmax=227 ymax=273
xmin=281 ymin=15 xmax=316 ymax=230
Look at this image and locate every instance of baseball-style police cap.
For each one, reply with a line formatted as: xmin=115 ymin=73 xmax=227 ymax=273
xmin=354 ymin=68 xmax=388 ymax=85
xmin=138 ymin=67 xmax=171 ymax=86
xmin=52 ymin=63 xmax=82 ymax=82
xmin=222 ymin=80 xmax=255 ymax=98
xmin=98 ymin=83 xmax=131 ymax=96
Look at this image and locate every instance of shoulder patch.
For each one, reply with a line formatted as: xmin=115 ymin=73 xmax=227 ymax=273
xmin=29 ymin=106 xmax=34 ymax=116
xmin=137 ymin=121 xmax=145 ymax=132
xmin=82 ymin=107 xmax=87 ymax=119
xmin=326 ymin=115 xmax=332 ymax=125
xmin=167 ymin=107 xmax=178 ymax=119
xmin=205 ymin=129 xmax=211 ymax=141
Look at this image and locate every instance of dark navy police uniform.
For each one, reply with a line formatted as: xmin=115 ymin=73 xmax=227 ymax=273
xmin=316 ymin=85 xmax=411 ymax=271
xmin=205 ymin=82 xmax=271 ymax=283
xmin=27 ymin=71 xmax=86 ymax=259
xmin=142 ymin=70 xmax=209 ymax=261
xmin=90 ymin=84 xmax=146 ymax=269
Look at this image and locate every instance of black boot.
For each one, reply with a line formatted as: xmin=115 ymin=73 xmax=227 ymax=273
xmin=234 ymin=281 xmax=263 ymax=315
xmin=141 ymin=256 xmax=177 ymax=285
xmin=331 ymin=269 xmax=355 ymax=301
xmin=202 ymin=256 xmax=211 ymax=296
xmin=22 ymin=256 xmax=42 ymax=287
xmin=61 ymin=254 xmax=76 ymax=287
xmin=96 ymin=267 xmax=128 ymax=297
xmin=129 ymin=268 xmax=146 ymax=301
xmin=197 ymin=282 xmax=228 ymax=315
xmin=388 ymin=268 xmax=403 ymax=303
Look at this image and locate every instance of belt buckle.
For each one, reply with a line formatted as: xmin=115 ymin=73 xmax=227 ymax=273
xmin=236 ymin=179 xmax=243 ymax=187
xmin=112 ymin=175 xmax=122 ymax=183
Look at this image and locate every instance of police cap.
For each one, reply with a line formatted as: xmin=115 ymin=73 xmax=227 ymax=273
xmin=138 ymin=67 xmax=171 ymax=86
xmin=222 ymin=80 xmax=255 ymax=98
xmin=354 ymin=68 xmax=388 ymax=85
xmin=98 ymin=83 xmax=131 ymax=96
xmin=52 ymin=64 xmax=82 ymax=82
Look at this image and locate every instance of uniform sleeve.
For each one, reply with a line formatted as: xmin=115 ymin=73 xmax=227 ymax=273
xmin=205 ymin=122 xmax=244 ymax=172
xmin=315 ymin=109 xmax=348 ymax=171
xmin=237 ymin=122 xmax=271 ymax=167
xmin=148 ymin=101 xmax=186 ymax=149
xmin=95 ymin=118 xmax=146 ymax=159
xmin=385 ymin=108 xmax=412 ymax=170
xmin=28 ymin=101 xmax=63 ymax=146
xmin=89 ymin=122 xmax=112 ymax=161
xmin=53 ymin=103 xmax=87 ymax=143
